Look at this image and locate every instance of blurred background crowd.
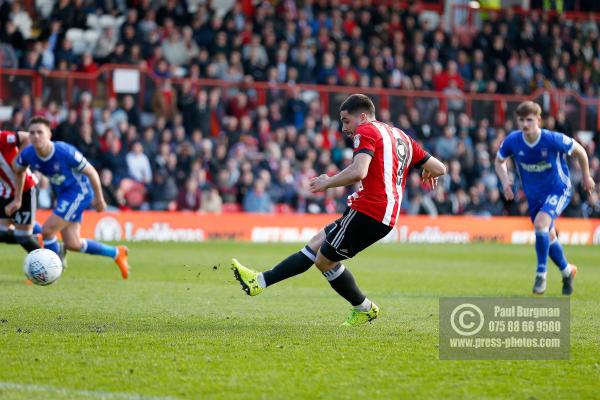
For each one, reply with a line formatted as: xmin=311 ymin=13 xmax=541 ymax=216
xmin=1 ymin=0 xmax=599 ymax=217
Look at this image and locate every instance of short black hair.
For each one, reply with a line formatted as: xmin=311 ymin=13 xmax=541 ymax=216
xmin=28 ymin=116 xmax=52 ymax=129
xmin=340 ymin=94 xmax=375 ymax=116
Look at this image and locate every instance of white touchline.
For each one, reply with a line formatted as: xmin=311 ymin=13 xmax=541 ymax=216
xmin=0 ymin=381 xmax=180 ymax=400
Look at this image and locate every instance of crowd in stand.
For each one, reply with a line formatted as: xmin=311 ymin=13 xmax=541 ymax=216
xmin=1 ymin=0 xmax=599 ymax=217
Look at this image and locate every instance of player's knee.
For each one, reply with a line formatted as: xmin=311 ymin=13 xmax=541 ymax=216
xmin=314 ymin=252 xmax=336 ymax=272
xmin=533 ymin=220 xmax=550 ymax=232
xmin=64 ymin=238 xmax=81 ymax=251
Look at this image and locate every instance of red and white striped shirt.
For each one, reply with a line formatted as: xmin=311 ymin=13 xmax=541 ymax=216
xmin=348 ymin=121 xmax=430 ymax=227
xmin=0 ymin=131 xmax=37 ymax=199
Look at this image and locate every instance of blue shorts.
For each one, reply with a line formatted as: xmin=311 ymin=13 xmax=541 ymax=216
xmin=529 ymin=189 xmax=571 ymax=225
xmin=53 ymin=191 xmax=93 ymax=223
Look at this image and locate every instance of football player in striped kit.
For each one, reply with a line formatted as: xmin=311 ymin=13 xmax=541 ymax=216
xmin=232 ymin=94 xmax=446 ymax=326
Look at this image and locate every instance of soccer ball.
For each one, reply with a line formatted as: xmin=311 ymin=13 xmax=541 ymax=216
xmin=23 ymin=248 xmax=63 ymax=286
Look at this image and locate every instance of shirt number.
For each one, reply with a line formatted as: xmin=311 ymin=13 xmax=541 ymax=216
xmin=395 ymin=139 xmax=409 ymax=186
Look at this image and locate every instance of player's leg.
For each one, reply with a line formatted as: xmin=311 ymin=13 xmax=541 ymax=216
xmin=0 ymin=196 xmax=18 ymax=244
xmin=314 ymin=250 xmax=375 ymax=317
xmin=41 ymin=213 xmax=70 ymax=254
xmin=231 ymin=230 xmax=323 ymax=295
xmin=548 ymin=227 xmax=577 ymax=295
xmin=0 ymin=219 xmax=18 ymax=244
xmin=231 ymin=215 xmax=338 ymax=295
xmin=548 ymin=228 xmax=571 ymax=275
xmin=317 ymin=209 xmax=392 ymax=326
xmin=12 ymin=187 xmax=41 ymax=252
xmin=60 ymin=222 xmax=129 ymax=279
xmin=54 ymin=193 xmax=129 ymax=278
xmin=532 ymin=211 xmax=552 ymax=294
xmin=261 ymin=225 xmax=329 ymax=284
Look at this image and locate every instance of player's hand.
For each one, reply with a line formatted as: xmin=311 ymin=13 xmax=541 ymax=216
xmin=421 ymin=170 xmax=438 ymax=190
xmin=503 ymin=185 xmax=514 ymax=201
xmin=310 ymin=174 xmax=330 ymax=193
xmin=93 ymin=197 xmax=107 ymax=212
xmin=4 ymin=199 xmax=21 ymax=216
xmin=583 ymin=176 xmax=595 ymax=195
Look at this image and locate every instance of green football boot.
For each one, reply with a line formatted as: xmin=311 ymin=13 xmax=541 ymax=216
xmin=231 ymin=258 xmax=263 ymax=296
xmin=341 ymin=302 xmax=380 ymax=326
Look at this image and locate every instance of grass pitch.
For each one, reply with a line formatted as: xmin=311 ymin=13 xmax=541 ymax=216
xmin=1 ymin=242 xmax=599 ymax=399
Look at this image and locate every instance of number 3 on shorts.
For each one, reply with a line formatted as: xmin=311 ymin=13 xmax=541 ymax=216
xmin=56 ymin=200 xmax=69 ymax=213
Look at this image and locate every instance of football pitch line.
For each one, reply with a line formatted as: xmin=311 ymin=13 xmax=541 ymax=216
xmin=0 ymin=381 xmax=180 ymax=400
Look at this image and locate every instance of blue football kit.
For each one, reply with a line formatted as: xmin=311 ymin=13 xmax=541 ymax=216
xmin=16 ymin=141 xmax=92 ymax=223
xmin=497 ymin=128 xmax=576 ymax=282
xmin=497 ymin=129 xmax=574 ymax=222
xmin=16 ymin=141 xmax=118 ymax=260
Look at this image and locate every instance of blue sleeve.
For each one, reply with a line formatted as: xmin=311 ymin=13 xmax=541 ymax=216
xmin=62 ymin=143 xmax=88 ymax=172
xmin=15 ymin=145 xmax=32 ymax=168
xmin=551 ymin=131 xmax=575 ymax=156
xmin=497 ymin=134 xmax=513 ymax=160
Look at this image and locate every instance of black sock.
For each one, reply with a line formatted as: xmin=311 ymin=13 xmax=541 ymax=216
xmin=15 ymin=233 xmax=41 ymax=252
xmin=262 ymin=245 xmax=315 ymax=287
xmin=0 ymin=229 xmax=18 ymax=244
xmin=324 ymin=264 xmax=366 ymax=306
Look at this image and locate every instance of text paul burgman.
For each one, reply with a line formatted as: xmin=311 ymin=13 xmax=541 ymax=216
xmin=494 ymin=306 xmax=561 ymax=319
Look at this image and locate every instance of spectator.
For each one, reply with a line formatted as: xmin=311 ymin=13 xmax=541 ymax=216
xmin=10 ymin=1 xmax=32 ymax=39
xmin=201 ymin=186 xmax=223 ymax=213
xmin=435 ymin=126 xmax=459 ymax=160
xmin=176 ymin=177 xmax=202 ymax=211
xmin=243 ymin=179 xmax=274 ymax=213
xmin=94 ymin=26 xmax=117 ymax=61
xmin=101 ymin=137 xmax=129 ymax=182
xmin=152 ymin=79 xmax=178 ymax=121
xmin=100 ymin=168 xmax=123 ymax=210
xmin=126 ymin=141 xmax=153 ymax=184
xmin=75 ymin=124 xmax=101 ymax=165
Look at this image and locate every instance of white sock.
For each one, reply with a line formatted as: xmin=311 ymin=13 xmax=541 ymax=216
xmin=257 ymin=273 xmax=267 ymax=289
xmin=536 ymin=272 xmax=547 ymax=279
xmin=561 ymin=265 xmax=572 ymax=278
xmin=354 ymin=297 xmax=372 ymax=312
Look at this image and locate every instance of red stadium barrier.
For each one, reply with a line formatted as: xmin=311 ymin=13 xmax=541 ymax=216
xmin=35 ymin=210 xmax=600 ymax=245
xmin=1 ymin=64 xmax=599 ymax=131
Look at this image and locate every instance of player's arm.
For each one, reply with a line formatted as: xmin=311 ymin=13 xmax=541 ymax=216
xmin=494 ymin=155 xmax=514 ymax=200
xmin=5 ymin=161 xmax=28 ymax=216
xmin=16 ymin=131 xmax=30 ymax=149
xmin=421 ymin=156 xmax=446 ymax=177
xmin=310 ymin=153 xmax=371 ymax=193
xmin=420 ymin=156 xmax=446 ymax=188
xmin=81 ymin=163 xmax=107 ymax=212
xmin=571 ymin=141 xmax=596 ymax=194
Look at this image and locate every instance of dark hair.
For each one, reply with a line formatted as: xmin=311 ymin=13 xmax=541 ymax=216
xmin=340 ymin=94 xmax=375 ymax=116
xmin=515 ymin=101 xmax=542 ymax=118
xmin=28 ymin=116 xmax=52 ymax=129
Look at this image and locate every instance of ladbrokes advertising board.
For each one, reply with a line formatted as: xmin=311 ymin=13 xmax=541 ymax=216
xmin=36 ymin=211 xmax=600 ymax=245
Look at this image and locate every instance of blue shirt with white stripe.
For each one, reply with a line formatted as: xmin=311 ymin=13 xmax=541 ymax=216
xmin=497 ymin=129 xmax=574 ymax=203
xmin=16 ymin=141 xmax=91 ymax=198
